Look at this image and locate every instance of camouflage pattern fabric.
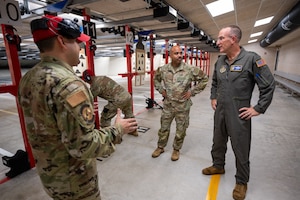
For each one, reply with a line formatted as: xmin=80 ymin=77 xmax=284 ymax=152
xmin=154 ymin=62 xmax=208 ymax=150
xmin=90 ymin=76 xmax=134 ymax=128
xmin=18 ymin=56 xmax=123 ymax=200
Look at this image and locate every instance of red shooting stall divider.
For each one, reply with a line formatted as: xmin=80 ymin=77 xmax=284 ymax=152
xmin=83 ymin=8 xmax=100 ymax=129
xmin=118 ymin=25 xmax=138 ymax=112
xmin=0 ymin=24 xmax=35 ymax=184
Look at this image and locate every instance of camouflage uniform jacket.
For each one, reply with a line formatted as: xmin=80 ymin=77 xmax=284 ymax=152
xmin=18 ymin=56 xmax=122 ymax=200
xmin=154 ymin=62 xmax=208 ymax=108
xmin=90 ymin=76 xmax=131 ymax=105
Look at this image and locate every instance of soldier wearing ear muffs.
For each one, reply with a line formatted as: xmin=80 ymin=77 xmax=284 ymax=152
xmin=18 ymin=14 xmax=137 ymax=200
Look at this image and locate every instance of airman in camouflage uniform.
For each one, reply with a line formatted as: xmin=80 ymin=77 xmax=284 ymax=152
xmin=152 ymin=45 xmax=208 ymax=161
xmin=18 ymin=15 xmax=137 ymax=200
xmin=82 ymin=71 xmax=138 ymax=136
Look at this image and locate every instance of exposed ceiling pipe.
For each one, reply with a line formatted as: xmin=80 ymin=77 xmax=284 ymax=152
xmin=260 ymin=1 xmax=300 ymax=47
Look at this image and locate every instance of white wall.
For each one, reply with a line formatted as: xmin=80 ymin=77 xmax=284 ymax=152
xmin=92 ymin=37 xmax=300 ymax=78
xmin=276 ymin=38 xmax=300 ymax=75
xmin=93 ymin=53 xmax=166 ymax=77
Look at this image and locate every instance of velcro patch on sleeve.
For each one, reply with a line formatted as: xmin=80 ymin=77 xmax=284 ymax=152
xmin=66 ymin=90 xmax=87 ymax=107
xmin=256 ymin=59 xmax=266 ymax=68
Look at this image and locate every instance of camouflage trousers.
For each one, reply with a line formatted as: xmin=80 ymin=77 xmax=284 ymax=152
xmin=157 ymin=99 xmax=191 ymax=150
xmin=100 ymin=100 xmax=134 ymax=128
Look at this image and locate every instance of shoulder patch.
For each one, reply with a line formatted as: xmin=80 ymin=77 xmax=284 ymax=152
xmin=80 ymin=104 xmax=94 ymax=123
xmin=256 ymin=59 xmax=266 ymax=68
xmin=67 ymin=90 xmax=87 ymax=107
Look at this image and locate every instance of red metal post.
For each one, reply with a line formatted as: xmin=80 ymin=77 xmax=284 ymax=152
xmin=204 ymin=52 xmax=207 ymax=75
xmin=1 ymin=24 xmax=35 ymax=168
xmin=200 ymin=50 xmax=203 ymax=70
xmin=165 ymin=39 xmax=169 ymax=64
xmin=207 ymin=52 xmax=210 ymax=76
xmin=184 ymin=45 xmax=187 ymax=63
xmin=83 ymin=9 xmax=99 ymax=129
xmin=190 ymin=46 xmax=193 ymax=65
xmin=125 ymin=25 xmax=133 ymax=96
xmin=118 ymin=25 xmax=136 ymax=112
xmin=195 ymin=48 xmax=198 ymax=66
xmin=150 ymin=34 xmax=155 ymax=100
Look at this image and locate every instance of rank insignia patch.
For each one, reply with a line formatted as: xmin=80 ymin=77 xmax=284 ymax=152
xmin=220 ymin=66 xmax=226 ymax=73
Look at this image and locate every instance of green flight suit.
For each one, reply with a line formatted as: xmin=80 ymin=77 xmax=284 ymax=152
xmin=210 ymin=47 xmax=275 ymax=184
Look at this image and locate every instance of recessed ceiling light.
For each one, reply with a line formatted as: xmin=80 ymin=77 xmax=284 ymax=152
xmin=254 ymin=16 xmax=274 ymax=27
xmin=248 ymin=39 xmax=257 ymax=43
xmin=250 ymin=32 xmax=263 ymax=38
xmin=206 ymin=0 xmax=234 ymax=17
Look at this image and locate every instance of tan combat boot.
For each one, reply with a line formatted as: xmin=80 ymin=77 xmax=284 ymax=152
xmin=152 ymin=147 xmax=164 ymax=158
xmin=202 ymin=166 xmax=225 ymax=175
xmin=171 ymin=150 xmax=180 ymax=161
xmin=128 ymin=130 xmax=138 ymax=136
xmin=232 ymin=183 xmax=247 ymax=200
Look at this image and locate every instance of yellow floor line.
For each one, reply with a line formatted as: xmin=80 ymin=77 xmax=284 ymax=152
xmin=0 ymin=109 xmax=18 ymax=116
xmin=206 ymin=175 xmax=221 ymax=200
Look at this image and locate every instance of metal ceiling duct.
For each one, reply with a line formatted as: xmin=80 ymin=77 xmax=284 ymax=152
xmin=260 ymin=1 xmax=300 ymax=47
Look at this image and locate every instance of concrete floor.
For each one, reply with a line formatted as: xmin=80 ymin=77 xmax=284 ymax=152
xmin=0 ymin=70 xmax=300 ymax=200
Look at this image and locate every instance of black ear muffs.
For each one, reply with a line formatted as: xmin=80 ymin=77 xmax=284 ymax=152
xmin=58 ymin=18 xmax=81 ymax=39
xmin=82 ymin=70 xmax=92 ymax=82
xmin=30 ymin=18 xmax=49 ymax=33
xmin=30 ymin=18 xmax=81 ymax=40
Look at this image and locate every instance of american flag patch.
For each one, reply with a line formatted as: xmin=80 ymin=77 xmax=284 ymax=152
xmin=256 ymin=59 xmax=266 ymax=68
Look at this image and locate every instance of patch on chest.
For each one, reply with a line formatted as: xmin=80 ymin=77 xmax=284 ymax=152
xmin=220 ymin=66 xmax=226 ymax=73
xmin=230 ymin=65 xmax=243 ymax=72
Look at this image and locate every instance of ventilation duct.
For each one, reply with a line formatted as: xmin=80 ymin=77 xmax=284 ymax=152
xmin=260 ymin=1 xmax=300 ymax=47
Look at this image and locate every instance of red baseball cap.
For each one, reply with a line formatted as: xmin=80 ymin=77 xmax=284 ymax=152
xmin=31 ymin=15 xmax=90 ymax=43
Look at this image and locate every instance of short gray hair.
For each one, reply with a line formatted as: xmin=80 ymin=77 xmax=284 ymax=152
xmin=228 ymin=25 xmax=242 ymax=42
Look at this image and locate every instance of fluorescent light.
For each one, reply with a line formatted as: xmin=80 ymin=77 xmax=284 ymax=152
xmin=206 ymin=0 xmax=234 ymax=17
xmin=250 ymin=32 xmax=263 ymax=38
xmin=248 ymin=39 xmax=257 ymax=43
xmin=169 ymin=6 xmax=177 ymax=17
xmin=254 ymin=16 xmax=274 ymax=27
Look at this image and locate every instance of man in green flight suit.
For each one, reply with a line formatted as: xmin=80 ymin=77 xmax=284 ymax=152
xmin=202 ymin=25 xmax=275 ymax=200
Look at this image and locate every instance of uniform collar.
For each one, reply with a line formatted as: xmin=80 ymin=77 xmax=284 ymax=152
xmin=167 ymin=62 xmax=185 ymax=72
xmin=40 ymin=55 xmax=75 ymax=73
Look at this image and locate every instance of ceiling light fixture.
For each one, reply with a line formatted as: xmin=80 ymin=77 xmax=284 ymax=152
xmin=248 ymin=39 xmax=257 ymax=43
xmin=206 ymin=0 xmax=234 ymax=17
xmin=254 ymin=16 xmax=274 ymax=27
xmin=250 ymin=31 xmax=263 ymax=38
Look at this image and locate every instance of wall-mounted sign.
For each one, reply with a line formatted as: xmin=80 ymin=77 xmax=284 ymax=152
xmin=0 ymin=0 xmax=22 ymax=26
xmin=82 ymin=20 xmax=97 ymax=39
